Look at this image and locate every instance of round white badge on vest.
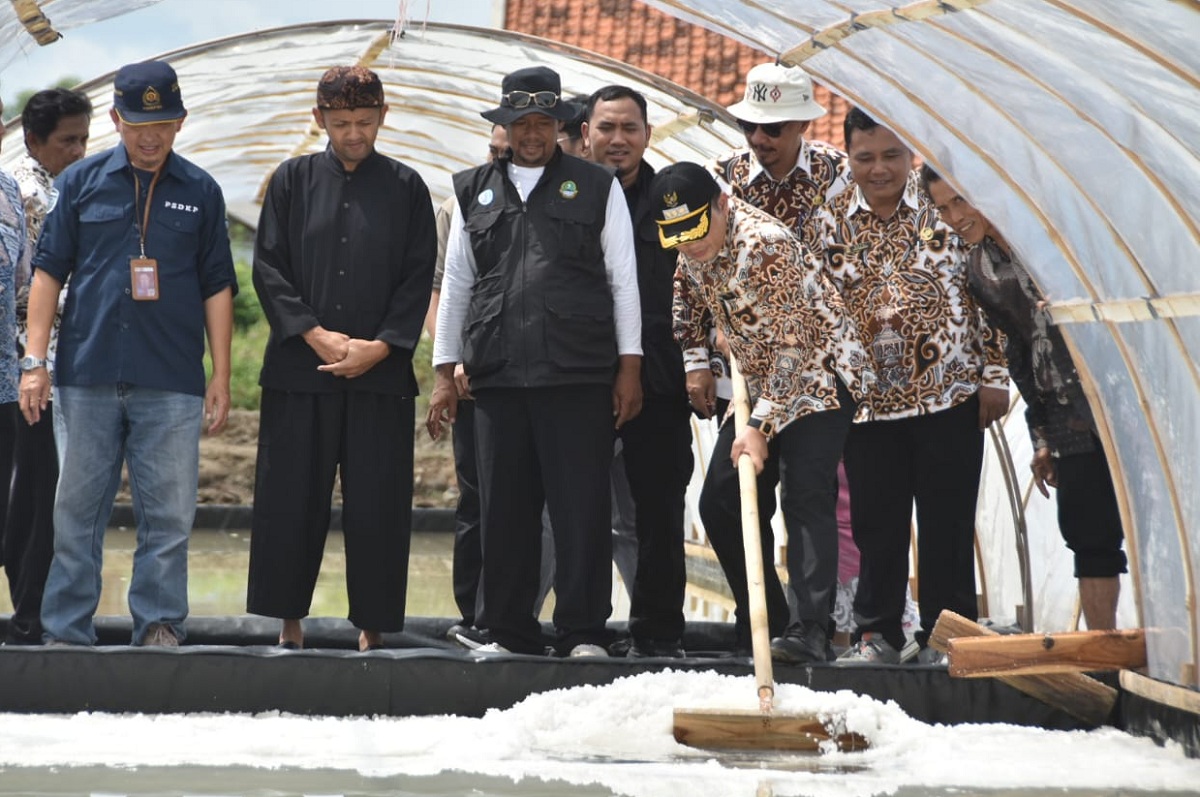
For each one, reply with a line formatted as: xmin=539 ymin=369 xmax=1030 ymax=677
xmin=479 ymin=189 xmax=495 ymax=206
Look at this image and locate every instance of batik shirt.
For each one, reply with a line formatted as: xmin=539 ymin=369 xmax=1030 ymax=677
xmin=12 ymin=153 xmax=66 ymax=367
xmin=714 ymin=138 xmax=851 ymax=235
xmin=673 ymin=197 xmax=875 ymax=438
xmin=967 ymin=238 xmax=1096 ymax=457
xmin=0 ymin=169 xmax=27 ymax=403
xmin=808 ymin=171 xmax=1007 ymax=421
xmin=701 ymin=140 xmax=852 ymax=398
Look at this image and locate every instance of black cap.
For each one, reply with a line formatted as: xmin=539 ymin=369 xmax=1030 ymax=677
xmin=113 ymin=61 xmax=185 ymax=125
xmin=482 ymin=66 xmax=578 ymax=125
xmin=648 ymin=162 xmax=720 ymax=249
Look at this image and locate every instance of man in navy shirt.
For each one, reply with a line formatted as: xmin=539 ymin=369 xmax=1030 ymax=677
xmin=18 ymin=60 xmax=236 ymax=647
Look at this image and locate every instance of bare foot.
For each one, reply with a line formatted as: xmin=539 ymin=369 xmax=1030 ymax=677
xmin=279 ymin=618 xmax=303 ymax=649
xmin=359 ymin=629 xmax=383 ymax=651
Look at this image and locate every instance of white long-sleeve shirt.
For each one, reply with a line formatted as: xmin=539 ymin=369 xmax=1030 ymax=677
xmin=433 ymin=164 xmax=641 ymax=367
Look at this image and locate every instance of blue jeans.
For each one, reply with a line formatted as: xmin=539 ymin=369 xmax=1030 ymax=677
xmin=41 ymin=384 xmax=202 ymax=645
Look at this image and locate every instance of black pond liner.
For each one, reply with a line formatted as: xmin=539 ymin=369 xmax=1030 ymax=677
xmin=1 ymin=614 xmax=1092 ymax=732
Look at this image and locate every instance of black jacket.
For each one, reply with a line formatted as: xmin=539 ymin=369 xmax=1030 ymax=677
xmin=453 ymin=149 xmax=616 ymax=390
xmin=626 ymin=160 xmax=684 ymax=399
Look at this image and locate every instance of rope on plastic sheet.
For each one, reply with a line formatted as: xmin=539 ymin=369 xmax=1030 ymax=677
xmin=9 ymin=0 xmax=61 ymax=46
xmin=778 ymin=0 xmax=992 ymax=64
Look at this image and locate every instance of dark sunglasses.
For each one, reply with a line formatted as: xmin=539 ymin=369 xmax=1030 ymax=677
xmin=736 ymin=119 xmax=785 ymax=138
xmin=504 ymin=90 xmax=559 ymax=109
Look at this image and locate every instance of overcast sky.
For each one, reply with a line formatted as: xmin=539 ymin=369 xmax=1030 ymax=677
xmin=1 ymin=0 xmax=495 ymax=108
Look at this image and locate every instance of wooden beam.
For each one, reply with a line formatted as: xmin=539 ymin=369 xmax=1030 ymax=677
xmin=930 ymin=610 xmax=1117 ymax=726
xmin=1120 ymin=669 xmax=1200 ymax=716
xmin=947 ymin=629 xmax=1146 ymax=677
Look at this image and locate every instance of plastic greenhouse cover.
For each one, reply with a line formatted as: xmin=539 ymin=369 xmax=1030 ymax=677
xmin=642 ymin=0 xmax=1199 ymax=686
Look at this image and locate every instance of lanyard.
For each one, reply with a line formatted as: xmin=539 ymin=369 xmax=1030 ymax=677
xmin=132 ymin=169 xmax=161 ymax=259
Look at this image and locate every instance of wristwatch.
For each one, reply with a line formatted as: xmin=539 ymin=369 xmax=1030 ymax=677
xmin=18 ymin=355 xmax=48 ymax=372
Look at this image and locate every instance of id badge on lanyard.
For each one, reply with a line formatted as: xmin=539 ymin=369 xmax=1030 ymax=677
xmin=130 ymin=257 xmax=159 ymax=300
xmin=132 ymin=170 xmax=161 ymax=301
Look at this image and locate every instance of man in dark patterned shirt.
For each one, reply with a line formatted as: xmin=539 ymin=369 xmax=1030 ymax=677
xmin=923 ymin=165 xmax=1126 ymax=630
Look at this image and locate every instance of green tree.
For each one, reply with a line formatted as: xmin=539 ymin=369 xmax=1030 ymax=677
xmin=7 ymin=75 xmax=82 ymax=118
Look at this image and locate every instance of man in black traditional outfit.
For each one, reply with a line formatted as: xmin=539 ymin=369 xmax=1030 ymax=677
xmin=247 ymin=66 xmax=437 ymax=651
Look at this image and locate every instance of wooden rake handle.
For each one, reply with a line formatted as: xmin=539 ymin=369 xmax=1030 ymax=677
xmin=730 ymin=357 xmax=774 ymax=711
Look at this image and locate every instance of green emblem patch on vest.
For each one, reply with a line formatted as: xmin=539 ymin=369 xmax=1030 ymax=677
xmin=559 ymin=180 xmax=578 ymax=199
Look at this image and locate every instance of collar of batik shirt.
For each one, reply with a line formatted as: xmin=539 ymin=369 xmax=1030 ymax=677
xmin=847 ymin=168 xmax=922 ymax=218
xmin=746 ymin=137 xmax=815 ymax=185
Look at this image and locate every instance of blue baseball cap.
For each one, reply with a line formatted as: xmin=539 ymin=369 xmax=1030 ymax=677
xmin=113 ymin=61 xmax=186 ymax=125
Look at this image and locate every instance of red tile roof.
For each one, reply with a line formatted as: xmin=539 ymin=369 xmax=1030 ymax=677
xmin=504 ymin=0 xmax=849 ymax=148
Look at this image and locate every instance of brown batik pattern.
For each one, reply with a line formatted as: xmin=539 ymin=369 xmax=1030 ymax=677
xmin=673 ymin=198 xmax=875 ymax=437
xmin=808 ymin=171 xmax=1007 ymax=422
xmin=715 ymin=139 xmax=851 ymax=236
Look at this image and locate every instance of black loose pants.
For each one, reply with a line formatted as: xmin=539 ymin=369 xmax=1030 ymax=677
xmin=247 ymin=389 xmax=415 ymax=632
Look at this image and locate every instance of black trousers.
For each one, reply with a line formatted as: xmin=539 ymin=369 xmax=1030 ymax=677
xmin=449 ymin=398 xmax=482 ymax=625
xmin=699 ymin=381 xmax=856 ymax=645
xmin=474 ymin=385 xmax=613 ymax=655
xmin=1 ymin=399 xmax=58 ymax=644
xmin=1057 ymin=440 xmax=1128 ymax=578
xmin=617 ymin=393 xmax=693 ymax=642
xmin=843 ymin=395 xmax=984 ymax=650
xmin=0 ymin=403 xmax=14 ymax=563
xmin=247 ymin=389 xmax=415 ymax=632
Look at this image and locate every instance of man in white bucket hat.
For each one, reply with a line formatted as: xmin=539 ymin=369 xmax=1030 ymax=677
xmin=716 ymin=62 xmax=850 ymax=235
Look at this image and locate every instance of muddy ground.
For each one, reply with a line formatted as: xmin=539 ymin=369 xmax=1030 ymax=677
xmin=115 ymin=409 xmax=459 ymax=508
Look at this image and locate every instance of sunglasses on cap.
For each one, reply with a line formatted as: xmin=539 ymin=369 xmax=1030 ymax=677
xmin=503 ymin=90 xmax=559 ymax=109
xmin=736 ymin=119 xmax=786 ymax=138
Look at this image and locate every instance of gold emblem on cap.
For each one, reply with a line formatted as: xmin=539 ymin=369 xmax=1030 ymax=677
xmin=663 ymin=191 xmax=679 ymax=208
xmin=142 ymin=85 xmax=162 ymax=111
xmin=920 ymin=227 xmax=934 ymax=241
xmin=656 ymin=204 xmax=711 ymax=249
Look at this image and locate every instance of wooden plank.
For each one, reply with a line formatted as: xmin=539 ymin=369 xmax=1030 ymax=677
xmin=673 ymin=708 xmax=868 ymax=752
xmin=948 ymin=629 xmax=1146 ymax=677
xmin=930 ymin=610 xmax=1117 ymax=726
xmin=1121 ymin=670 xmax=1200 ymax=716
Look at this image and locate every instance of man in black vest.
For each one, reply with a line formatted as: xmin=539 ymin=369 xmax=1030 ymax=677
xmin=582 ymin=85 xmax=692 ymax=658
xmin=428 ymin=66 xmax=643 ymax=657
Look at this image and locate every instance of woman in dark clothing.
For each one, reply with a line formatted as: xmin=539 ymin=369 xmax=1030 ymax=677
xmin=922 ymin=165 xmax=1128 ymax=630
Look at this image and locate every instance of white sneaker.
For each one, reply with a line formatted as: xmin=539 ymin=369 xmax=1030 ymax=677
xmin=568 ymin=643 xmax=608 ymax=658
xmin=836 ymin=632 xmax=900 ymax=665
xmin=457 ymin=632 xmax=511 ymax=653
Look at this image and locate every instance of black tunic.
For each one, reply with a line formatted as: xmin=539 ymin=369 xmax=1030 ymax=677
xmin=253 ymin=147 xmax=436 ymax=395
